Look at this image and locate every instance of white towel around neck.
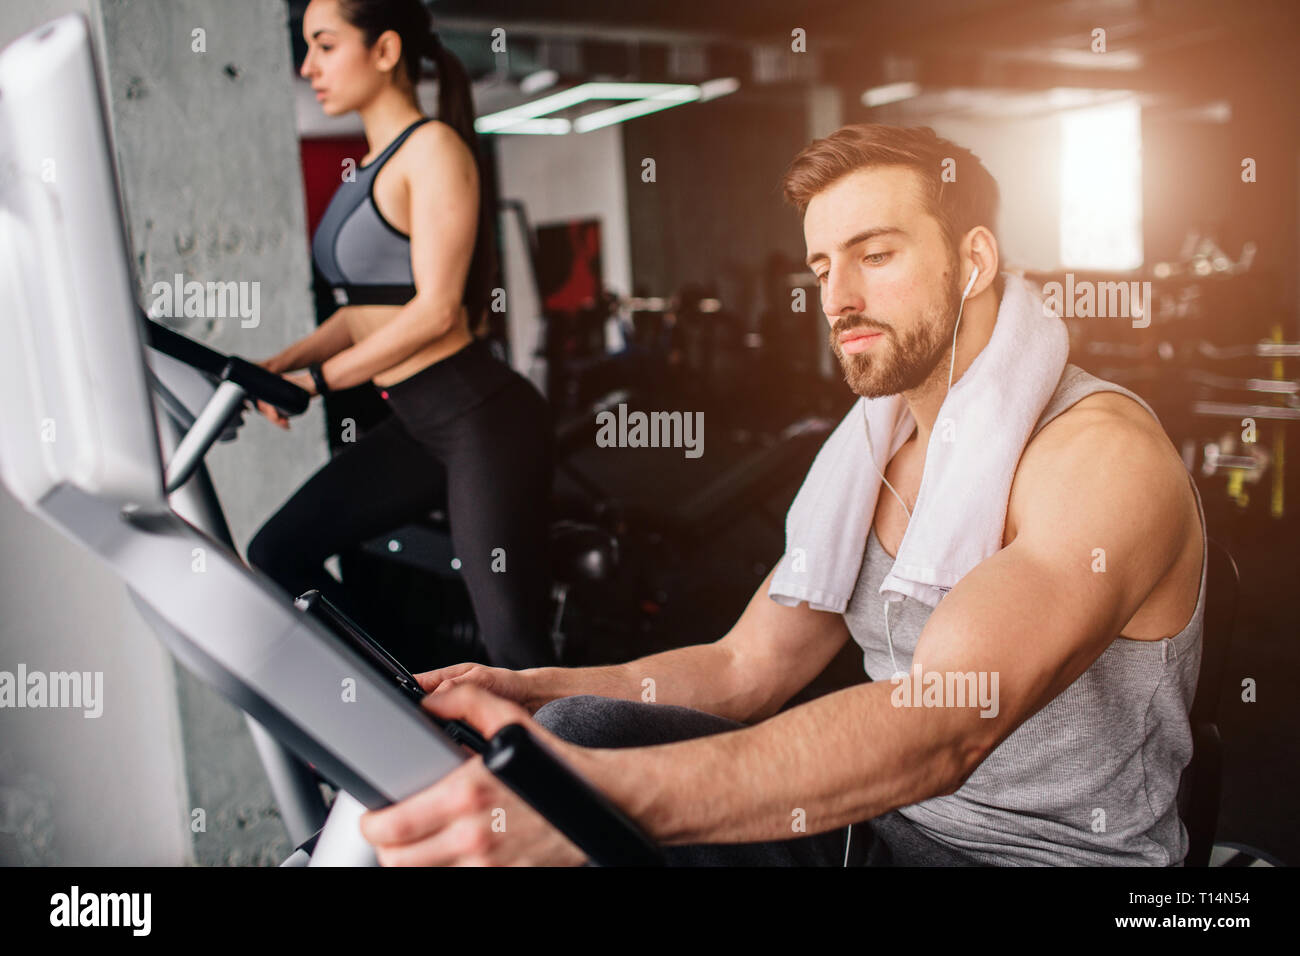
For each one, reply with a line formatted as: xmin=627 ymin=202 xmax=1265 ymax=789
xmin=768 ymin=272 xmax=1068 ymax=612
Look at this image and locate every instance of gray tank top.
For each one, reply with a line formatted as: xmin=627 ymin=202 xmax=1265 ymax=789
xmin=311 ymin=117 xmax=434 ymax=306
xmin=843 ymin=364 xmax=1207 ymax=865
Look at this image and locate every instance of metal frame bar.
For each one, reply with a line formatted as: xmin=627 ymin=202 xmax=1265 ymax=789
xmin=150 ymin=354 xmax=336 ymax=854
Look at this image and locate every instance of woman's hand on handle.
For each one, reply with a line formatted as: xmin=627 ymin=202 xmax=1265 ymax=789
xmin=252 ymin=398 xmax=291 ymax=429
xmin=246 ymin=358 xmax=303 ymax=429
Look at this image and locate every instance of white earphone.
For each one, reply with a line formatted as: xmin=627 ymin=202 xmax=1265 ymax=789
xmin=947 ymin=265 xmax=980 ymax=393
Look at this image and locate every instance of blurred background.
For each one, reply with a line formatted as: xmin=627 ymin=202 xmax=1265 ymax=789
xmin=1 ymin=0 xmax=1296 ymax=865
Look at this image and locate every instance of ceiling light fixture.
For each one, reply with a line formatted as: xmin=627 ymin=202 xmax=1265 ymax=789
xmin=477 ymin=80 xmax=739 ymax=135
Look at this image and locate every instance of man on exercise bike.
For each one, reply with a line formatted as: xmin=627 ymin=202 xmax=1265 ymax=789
xmin=358 ymin=124 xmax=1207 ymax=867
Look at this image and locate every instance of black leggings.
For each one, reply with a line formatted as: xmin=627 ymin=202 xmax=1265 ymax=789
xmin=246 ymin=338 xmax=556 ymax=670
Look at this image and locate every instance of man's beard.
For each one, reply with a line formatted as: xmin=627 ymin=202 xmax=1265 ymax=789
xmin=828 ymin=267 xmax=964 ymax=399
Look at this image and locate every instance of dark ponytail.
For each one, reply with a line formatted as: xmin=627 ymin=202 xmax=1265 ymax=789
xmin=339 ymin=0 xmax=499 ymax=334
xmin=424 ymin=32 xmax=499 ymax=335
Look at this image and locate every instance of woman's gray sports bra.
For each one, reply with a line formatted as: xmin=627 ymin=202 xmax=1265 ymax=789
xmin=311 ymin=117 xmax=433 ymax=307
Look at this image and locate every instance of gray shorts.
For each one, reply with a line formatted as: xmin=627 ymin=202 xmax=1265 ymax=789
xmin=532 ymin=694 xmax=984 ymax=866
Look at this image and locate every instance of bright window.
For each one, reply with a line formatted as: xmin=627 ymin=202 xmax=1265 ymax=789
xmin=1060 ymin=97 xmax=1143 ymax=269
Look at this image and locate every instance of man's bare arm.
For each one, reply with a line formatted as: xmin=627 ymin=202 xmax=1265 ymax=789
xmin=523 ymin=567 xmax=851 ymax=723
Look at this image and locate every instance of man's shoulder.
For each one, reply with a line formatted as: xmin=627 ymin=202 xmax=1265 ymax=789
xmin=1050 ymin=387 xmax=1164 ymax=429
xmin=1006 ymin=388 xmax=1189 ymax=544
xmin=1030 ymin=387 xmax=1170 ymax=457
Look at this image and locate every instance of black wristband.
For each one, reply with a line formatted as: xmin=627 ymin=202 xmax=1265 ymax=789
xmin=307 ymin=362 xmax=330 ymax=396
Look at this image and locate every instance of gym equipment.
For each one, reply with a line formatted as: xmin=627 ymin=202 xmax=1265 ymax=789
xmin=1081 ymin=332 xmax=1298 ymax=516
xmin=1028 ymin=243 xmax=1299 ymax=521
xmin=148 ymin=302 xmax=649 ymax=861
xmin=0 ymin=13 xmax=662 ymax=867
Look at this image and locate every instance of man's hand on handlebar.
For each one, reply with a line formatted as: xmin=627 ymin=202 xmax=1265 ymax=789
xmin=358 ymin=683 xmax=592 ymax=866
xmin=416 ymin=663 xmax=543 ymax=714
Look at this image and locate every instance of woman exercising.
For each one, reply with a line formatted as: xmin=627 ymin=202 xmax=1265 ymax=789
xmin=246 ymin=0 xmax=556 ymax=670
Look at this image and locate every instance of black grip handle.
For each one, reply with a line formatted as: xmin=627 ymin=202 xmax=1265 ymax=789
xmin=484 ymin=723 xmax=665 ymax=867
xmin=142 ymin=314 xmax=310 ymax=416
xmin=223 ymin=355 xmax=310 ymax=416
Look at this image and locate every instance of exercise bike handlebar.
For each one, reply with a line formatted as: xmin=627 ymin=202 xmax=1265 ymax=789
xmin=296 ymin=588 xmax=664 ymax=865
xmin=142 ymin=311 xmax=311 ymax=416
xmin=485 ymin=723 xmax=666 ymax=866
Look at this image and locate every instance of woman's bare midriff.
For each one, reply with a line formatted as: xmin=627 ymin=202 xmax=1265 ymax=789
xmin=341 ymin=302 xmax=474 ymax=387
